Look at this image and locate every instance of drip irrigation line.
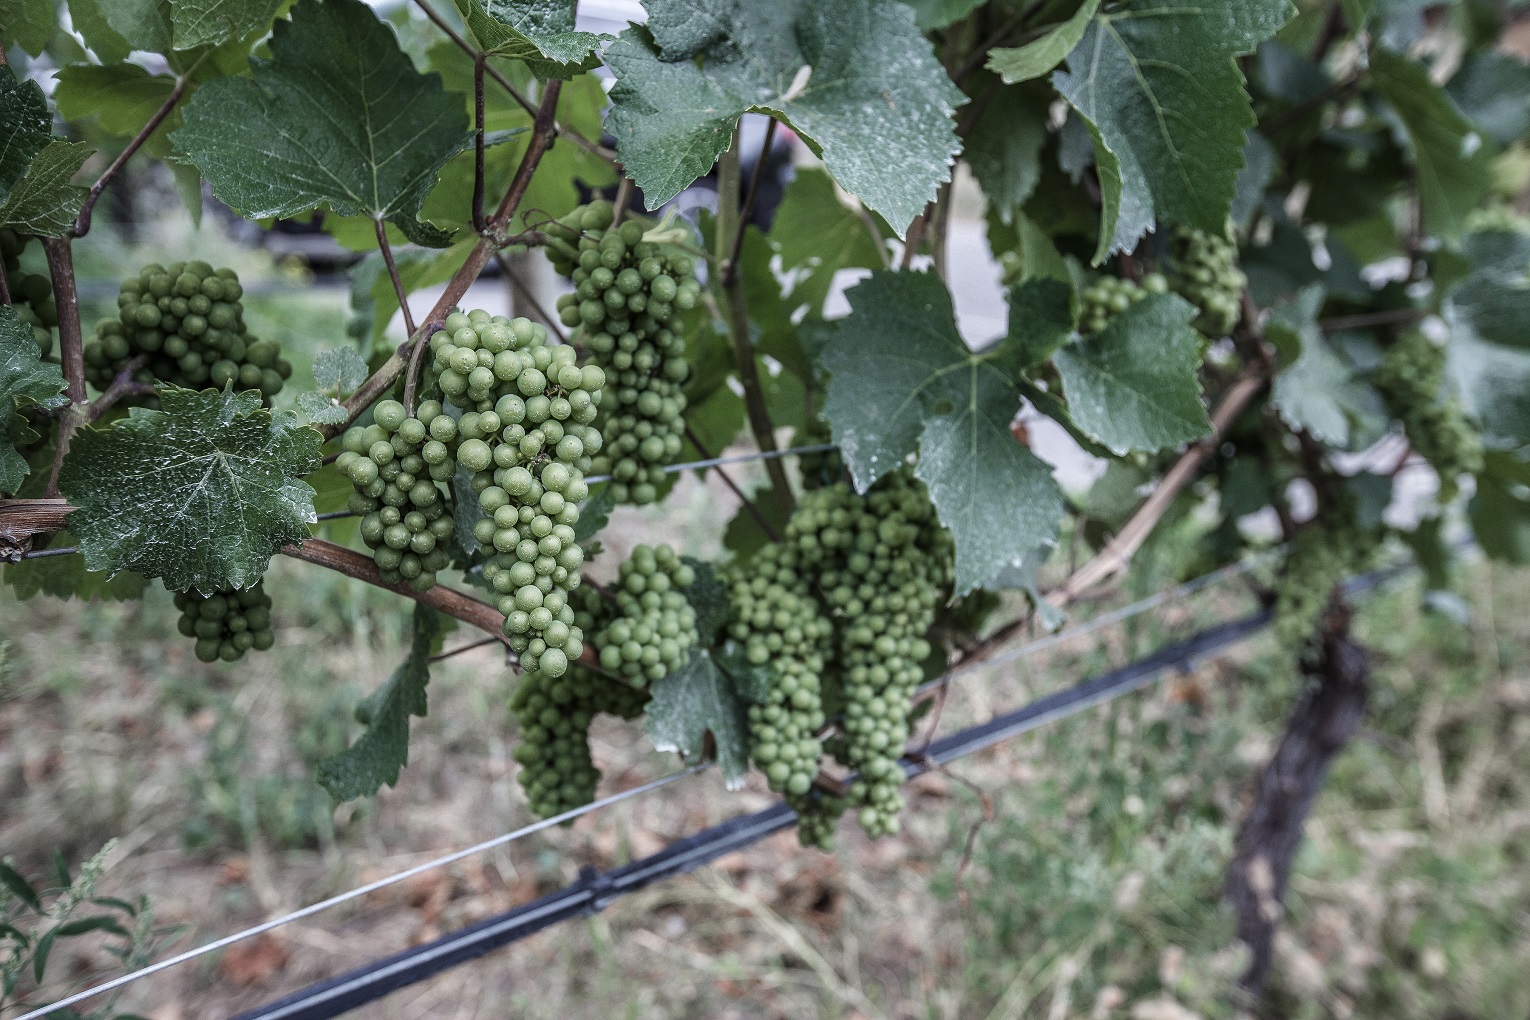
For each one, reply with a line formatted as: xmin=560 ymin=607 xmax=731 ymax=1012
xmin=12 ymin=764 xmax=713 ymax=1020
xmin=227 ymin=611 xmax=1280 ymax=1020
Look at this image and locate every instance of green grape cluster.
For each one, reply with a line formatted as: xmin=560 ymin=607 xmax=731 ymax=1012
xmin=1272 ymin=517 xmax=1379 ymax=651
xmin=594 ymin=544 xmax=698 ymax=686
xmin=174 ymin=582 xmax=275 ymax=663
xmin=510 ymin=666 xmax=647 ymax=819
xmin=547 ymin=201 xmax=699 ymax=505
xmin=1 ymin=228 xmax=56 ymax=356
xmin=426 ymin=310 xmax=600 ymax=677
xmin=1169 ymin=223 xmax=1246 ymax=337
xmin=338 ymin=399 xmax=456 ymax=592
xmin=83 ymin=262 xmax=290 ymax=400
xmin=727 ymin=543 xmax=835 ymax=809
xmin=1078 ymin=272 xmax=1169 ymax=333
xmin=790 ymin=474 xmax=951 ymax=838
xmin=1374 ymin=331 xmax=1484 ymax=500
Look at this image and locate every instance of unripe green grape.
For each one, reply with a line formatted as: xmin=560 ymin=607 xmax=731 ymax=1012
xmin=175 ymin=580 xmax=276 ymax=663
xmin=1168 ymin=222 xmax=1245 ymax=337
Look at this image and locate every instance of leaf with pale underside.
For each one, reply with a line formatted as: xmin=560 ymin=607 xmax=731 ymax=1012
xmin=58 ymin=385 xmax=322 ymax=592
xmin=452 ymin=0 xmax=601 ymax=78
xmin=0 ymin=140 xmax=94 ymax=237
xmin=647 ymin=649 xmax=753 ymax=789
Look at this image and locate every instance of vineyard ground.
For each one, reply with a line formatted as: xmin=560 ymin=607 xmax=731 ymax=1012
xmin=3 ymin=225 xmax=1527 ymax=1020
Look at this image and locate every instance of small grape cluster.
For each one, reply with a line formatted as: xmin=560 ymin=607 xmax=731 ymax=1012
xmin=1169 ymin=223 xmax=1246 ymax=337
xmin=339 ymin=399 xmax=456 ymax=593
xmin=1374 ymin=331 xmax=1483 ymax=500
xmin=1272 ymin=516 xmax=1379 ymax=651
xmin=1 ymin=228 xmax=56 ymax=356
xmin=175 ymin=582 xmax=275 ymax=663
xmin=84 ymin=262 xmax=290 ymax=401
xmin=1078 ymin=273 xmax=1169 ymax=333
xmin=427 ymin=310 xmax=600 ymax=677
xmin=547 ymin=201 xmax=698 ymax=505
xmin=792 ymin=474 xmax=950 ymax=837
xmin=594 ymin=544 xmax=698 ymax=686
xmin=727 ymin=544 xmax=835 ymax=809
xmin=794 ymin=415 xmax=842 ymax=492
xmin=511 ymin=666 xmax=646 ymax=819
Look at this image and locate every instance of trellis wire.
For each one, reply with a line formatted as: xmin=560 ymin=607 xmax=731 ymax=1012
xmin=15 ymin=550 xmax=1272 ymax=1019
xmin=581 ymin=442 xmax=839 ymax=485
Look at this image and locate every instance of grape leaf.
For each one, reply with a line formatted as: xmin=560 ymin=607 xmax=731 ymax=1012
xmin=347 ymin=241 xmax=475 ymax=351
xmin=680 ymin=558 xmax=731 ymax=641
xmin=573 ymin=484 xmax=616 ymax=543
xmin=0 ymin=140 xmax=94 ymax=237
xmin=1370 ymin=47 xmax=1495 ymax=243
xmin=1006 ymin=277 xmax=1073 ymax=369
xmin=451 ymin=0 xmax=601 ymax=78
xmin=820 ymin=271 xmax=1066 ymax=595
xmin=171 ymin=0 xmax=283 ymax=48
xmin=1052 ymin=293 xmax=1211 ymax=455
xmin=311 ymin=347 xmax=369 ymax=395
xmin=900 ymin=0 xmax=984 ymax=30
xmin=647 ymin=649 xmax=753 ymax=789
xmin=770 ymin=167 xmax=885 ymax=318
xmin=1447 ymin=50 xmax=1530 ymax=146
xmin=317 ymin=604 xmax=442 ymax=800
xmin=963 ymin=80 xmax=1048 ymax=225
xmin=101 ymin=0 xmax=173 ymax=53
xmin=3 ymin=532 xmax=150 ymax=603
xmin=68 ymin=0 xmax=134 ymax=61
xmin=1053 ymin=0 xmax=1289 ymax=263
xmin=604 ymin=0 xmax=964 ymax=235
xmin=172 ymin=0 xmax=473 ymax=248
xmin=0 ymin=67 xmax=50 ymax=205
xmin=1268 ymin=286 xmax=1388 ymax=451
xmin=58 ymin=385 xmax=323 ymax=592
xmin=1471 ymin=452 xmax=1530 ymax=564
xmin=987 ymin=0 xmax=1101 ymax=84
xmin=294 ymin=392 xmax=350 ymax=426
xmin=1 ymin=305 xmax=67 ymax=496
xmin=1445 ymin=270 xmax=1530 ymax=449
xmin=0 ymin=0 xmax=53 ymax=55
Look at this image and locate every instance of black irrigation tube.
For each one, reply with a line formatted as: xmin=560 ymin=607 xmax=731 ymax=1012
xmin=224 ymin=551 xmax=1434 ymax=1020
xmin=232 ymin=609 xmax=1283 ymax=1020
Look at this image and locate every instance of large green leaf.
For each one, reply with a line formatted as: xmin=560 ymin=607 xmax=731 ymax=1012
xmin=172 ymin=0 xmax=473 ymax=247
xmin=900 ymin=0 xmax=984 ymax=30
xmin=770 ymin=166 xmax=885 ymax=318
xmin=1447 ymin=50 xmax=1530 ymax=146
xmin=318 ymin=605 xmax=443 ymax=800
xmin=820 ymin=271 xmax=1066 ymax=595
xmin=0 ymin=140 xmax=94 ymax=237
xmin=0 ymin=305 xmax=67 ymax=496
xmin=1445 ymin=270 xmax=1530 ymax=449
xmin=101 ymin=0 xmax=173 ymax=53
xmin=0 ymin=67 xmax=51 ymax=205
xmin=987 ymin=0 xmax=1101 ymax=84
xmin=58 ymin=386 xmax=322 ymax=592
xmin=0 ymin=0 xmax=54 ymax=55
xmin=68 ymin=0 xmax=133 ymax=62
xmin=647 ymin=649 xmax=753 ymax=789
xmin=1268 ymin=286 xmax=1388 ymax=451
xmin=1052 ymin=0 xmax=1289 ymax=262
xmin=1053 ymin=294 xmax=1212 ymax=455
xmin=452 ymin=0 xmax=601 ymax=78
xmin=1370 ymin=47 xmax=1496 ymax=243
xmin=963 ymin=80 xmax=1048 ymax=225
xmin=1471 ymin=452 xmax=1530 ymax=564
xmin=605 ymin=0 xmax=964 ymax=235
xmin=171 ymin=0 xmax=283 ymax=48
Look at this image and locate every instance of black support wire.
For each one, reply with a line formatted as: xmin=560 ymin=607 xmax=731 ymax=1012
xmin=231 ymin=610 xmax=1283 ymax=1020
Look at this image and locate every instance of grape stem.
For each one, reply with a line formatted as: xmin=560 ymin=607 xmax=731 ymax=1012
xmin=491 ymin=250 xmax=566 ymax=344
xmin=716 ymin=130 xmax=794 ymax=515
xmin=328 ymin=79 xmax=565 ymax=440
xmin=73 ymin=55 xmax=205 ymax=239
xmin=401 ymin=318 xmax=443 ymax=416
xmin=720 ymin=116 xmax=778 ymax=288
xmin=85 ymin=355 xmax=152 ymax=421
xmin=40 ymin=237 xmax=87 ymax=498
xmin=374 ymin=217 xmax=417 ymax=339
xmin=472 ymin=53 xmax=487 ymax=233
xmin=1048 ymin=360 xmax=1272 ymax=609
